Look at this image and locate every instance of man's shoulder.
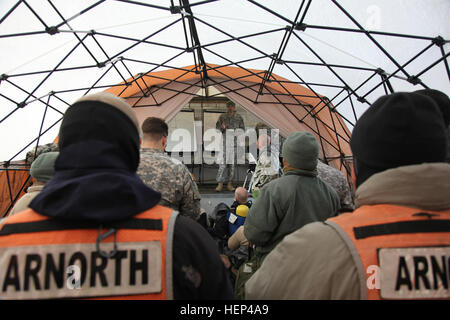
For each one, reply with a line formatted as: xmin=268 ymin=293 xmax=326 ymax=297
xmin=318 ymin=177 xmax=341 ymax=203
xmin=140 ymin=150 xmax=182 ymax=168
xmin=317 ymin=162 xmax=346 ymax=181
xmin=265 ymin=221 xmax=351 ymax=274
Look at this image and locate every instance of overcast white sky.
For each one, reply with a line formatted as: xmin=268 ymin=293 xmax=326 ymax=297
xmin=0 ymin=0 xmax=449 ymax=161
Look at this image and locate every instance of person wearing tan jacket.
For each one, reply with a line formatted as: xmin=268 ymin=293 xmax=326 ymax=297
xmin=246 ymin=91 xmax=450 ymax=300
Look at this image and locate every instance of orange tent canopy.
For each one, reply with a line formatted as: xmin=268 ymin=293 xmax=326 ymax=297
xmin=1 ymin=64 xmax=354 ymax=218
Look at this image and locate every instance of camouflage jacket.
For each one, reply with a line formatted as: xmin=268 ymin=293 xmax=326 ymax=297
xmin=251 ymin=146 xmax=280 ymax=194
xmin=317 ymin=161 xmax=354 ymax=211
xmin=216 ymin=112 xmax=245 ymax=132
xmin=137 ymin=148 xmax=201 ymax=220
xmin=26 ymin=143 xmax=59 ymax=164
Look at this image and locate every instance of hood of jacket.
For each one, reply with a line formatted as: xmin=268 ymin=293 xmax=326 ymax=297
xmin=30 ymin=140 xmax=161 ymax=222
xmin=355 ymin=162 xmax=450 ymax=211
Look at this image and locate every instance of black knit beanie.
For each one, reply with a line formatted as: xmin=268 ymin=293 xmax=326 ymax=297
xmin=414 ymin=89 xmax=450 ymax=126
xmin=351 ymin=91 xmax=447 ymax=187
xmin=58 ymin=92 xmax=141 ymax=171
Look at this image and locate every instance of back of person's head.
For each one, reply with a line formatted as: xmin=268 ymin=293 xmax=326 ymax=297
xmin=58 ymin=92 xmax=141 ymax=172
xmin=255 ymin=122 xmax=271 ymax=139
xmin=281 ymin=131 xmax=319 ymax=171
xmin=142 ymin=117 xmax=168 ymax=142
xmin=235 ymin=187 xmax=249 ymax=204
xmin=351 ymin=91 xmax=448 ymax=187
xmin=257 ymin=133 xmax=270 ymax=150
xmin=30 ymin=152 xmax=59 ymax=183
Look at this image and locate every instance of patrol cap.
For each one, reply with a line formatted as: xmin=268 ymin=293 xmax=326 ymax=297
xmin=281 ymin=131 xmax=319 ymax=171
xmin=236 ymin=204 xmax=249 ymax=218
xmin=226 ymin=101 xmax=236 ymax=108
xmin=30 ymin=152 xmax=59 ymax=183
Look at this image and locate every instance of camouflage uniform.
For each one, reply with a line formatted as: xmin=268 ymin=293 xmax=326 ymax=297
xmin=215 ymin=112 xmax=245 ymax=183
xmin=251 ymin=146 xmax=280 ymax=197
xmin=26 ymin=143 xmax=59 ymax=164
xmin=137 ymin=148 xmax=201 ymax=220
xmin=317 ymin=161 xmax=354 ymax=211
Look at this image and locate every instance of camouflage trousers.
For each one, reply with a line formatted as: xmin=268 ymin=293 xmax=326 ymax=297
xmin=216 ymin=142 xmax=238 ymax=183
xmin=216 ymin=163 xmax=235 ymax=183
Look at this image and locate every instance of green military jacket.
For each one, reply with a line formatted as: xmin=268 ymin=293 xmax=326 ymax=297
xmin=244 ymin=169 xmax=340 ymax=259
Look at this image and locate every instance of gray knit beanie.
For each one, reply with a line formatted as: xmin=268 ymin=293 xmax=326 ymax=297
xmin=30 ymin=151 xmax=59 ymax=183
xmin=281 ymin=131 xmax=319 ymax=171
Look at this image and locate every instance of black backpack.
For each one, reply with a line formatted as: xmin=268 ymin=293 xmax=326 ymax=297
xmin=208 ymin=202 xmax=231 ymax=242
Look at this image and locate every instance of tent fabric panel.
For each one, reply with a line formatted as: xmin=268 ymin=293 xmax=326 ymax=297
xmin=0 ymin=170 xmax=30 ymax=218
xmin=106 ymin=65 xmax=200 ymax=98
xmin=123 ymin=80 xmax=202 ymax=125
xmin=214 ymin=83 xmax=307 ymax=138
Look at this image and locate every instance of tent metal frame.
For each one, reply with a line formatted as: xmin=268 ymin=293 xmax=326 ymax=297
xmin=0 ymin=0 xmax=449 ymax=216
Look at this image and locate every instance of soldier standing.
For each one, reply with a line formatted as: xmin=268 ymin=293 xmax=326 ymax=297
xmin=137 ymin=117 xmax=201 ymax=221
xmin=251 ymin=133 xmax=280 ymax=199
xmin=215 ymin=101 xmax=245 ymax=192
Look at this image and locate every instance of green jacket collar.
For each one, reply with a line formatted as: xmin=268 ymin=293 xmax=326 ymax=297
xmin=284 ymin=168 xmax=318 ymax=177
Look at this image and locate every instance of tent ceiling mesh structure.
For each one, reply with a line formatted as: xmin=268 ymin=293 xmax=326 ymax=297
xmin=0 ymin=0 xmax=449 ymax=216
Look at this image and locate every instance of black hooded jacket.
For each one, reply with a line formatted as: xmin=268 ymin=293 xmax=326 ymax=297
xmin=29 ymin=98 xmax=233 ymax=299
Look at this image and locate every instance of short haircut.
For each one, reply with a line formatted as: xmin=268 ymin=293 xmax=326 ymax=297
xmin=142 ymin=117 xmax=168 ymax=141
xmin=257 ymin=133 xmax=270 ymax=149
xmin=235 ymin=187 xmax=248 ymax=204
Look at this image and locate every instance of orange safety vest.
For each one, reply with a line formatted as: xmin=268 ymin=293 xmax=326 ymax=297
xmin=0 ymin=205 xmax=178 ymax=300
xmin=326 ymin=204 xmax=450 ymax=300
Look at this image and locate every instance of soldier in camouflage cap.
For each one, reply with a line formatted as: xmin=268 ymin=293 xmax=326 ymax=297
xmin=215 ymin=101 xmax=245 ymax=192
xmin=25 ymin=142 xmax=59 ymax=164
xmin=137 ymin=117 xmax=201 ymax=221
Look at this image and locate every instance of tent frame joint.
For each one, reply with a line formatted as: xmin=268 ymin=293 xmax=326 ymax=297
xmin=375 ymin=68 xmax=387 ymax=76
xmin=407 ymin=75 xmax=422 ymax=85
xmin=432 ymin=36 xmax=445 ymax=47
xmin=170 ymin=5 xmax=181 ymax=14
xmin=45 ymin=26 xmax=59 ymax=35
xmin=357 ymin=96 xmax=367 ymax=103
xmin=294 ymin=22 xmax=307 ymax=31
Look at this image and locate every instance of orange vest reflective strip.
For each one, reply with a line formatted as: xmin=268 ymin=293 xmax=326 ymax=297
xmin=0 ymin=205 xmax=178 ymax=300
xmin=326 ymin=204 xmax=450 ymax=300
